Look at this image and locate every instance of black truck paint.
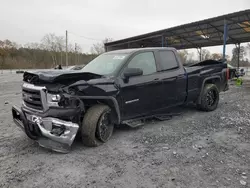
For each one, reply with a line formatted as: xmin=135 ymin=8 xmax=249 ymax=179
xmin=12 ymin=47 xmax=229 ymax=153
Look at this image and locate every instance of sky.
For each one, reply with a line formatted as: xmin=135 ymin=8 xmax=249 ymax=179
xmin=1 ymin=0 xmax=250 ymax=58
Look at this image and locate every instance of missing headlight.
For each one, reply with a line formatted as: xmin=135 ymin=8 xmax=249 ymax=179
xmin=58 ymin=95 xmax=81 ymax=108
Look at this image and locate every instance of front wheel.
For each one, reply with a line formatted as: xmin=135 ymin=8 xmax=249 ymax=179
xmin=81 ymin=104 xmax=114 ymax=147
xmin=197 ymin=84 xmax=219 ymax=111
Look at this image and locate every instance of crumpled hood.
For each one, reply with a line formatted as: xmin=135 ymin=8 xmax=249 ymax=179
xmin=23 ymin=70 xmax=117 ymax=95
xmin=23 ymin=70 xmax=106 ymax=84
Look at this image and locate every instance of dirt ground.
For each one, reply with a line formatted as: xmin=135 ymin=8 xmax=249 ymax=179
xmin=0 ymin=73 xmax=249 ymax=188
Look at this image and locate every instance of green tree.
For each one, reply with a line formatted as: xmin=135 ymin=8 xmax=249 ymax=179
xmin=0 ymin=40 xmax=17 ymax=71
xmin=178 ymin=50 xmax=188 ymax=64
xmin=91 ymin=38 xmax=113 ymax=55
xmin=0 ymin=36 xmax=97 ymax=69
xmin=41 ymin=33 xmax=65 ymax=67
xmin=200 ymin=49 xmax=211 ymax=60
xmin=231 ymin=46 xmax=246 ymax=67
xmin=246 ymin=43 xmax=250 ymax=60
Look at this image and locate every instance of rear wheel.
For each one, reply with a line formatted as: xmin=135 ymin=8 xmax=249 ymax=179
xmin=197 ymin=84 xmax=219 ymax=111
xmin=81 ymin=104 xmax=114 ymax=147
xmin=230 ymin=71 xmax=235 ymax=79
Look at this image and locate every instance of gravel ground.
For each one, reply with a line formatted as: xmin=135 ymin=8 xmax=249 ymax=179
xmin=0 ymin=73 xmax=249 ymax=188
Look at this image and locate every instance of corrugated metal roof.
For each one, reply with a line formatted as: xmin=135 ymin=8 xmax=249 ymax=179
xmin=105 ymin=9 xmax=250 ymax=51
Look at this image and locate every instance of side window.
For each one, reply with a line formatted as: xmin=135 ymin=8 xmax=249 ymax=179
xmin=127 ymin=52 xmax=156 ymax=75
xmin=159 ymin=51 xmax=179 ymax=71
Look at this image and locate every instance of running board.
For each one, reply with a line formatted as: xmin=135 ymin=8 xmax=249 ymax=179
xmin=154 ymin=113 xmax=181 ymax=121
xmin=122 ymin=113 xmax=181 ymax=128
xmin=122 ymin=119 xmax=145 ymax=128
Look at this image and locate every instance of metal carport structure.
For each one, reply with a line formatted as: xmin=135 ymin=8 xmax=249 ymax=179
xmin=105 ymin=9 xmax=250 ymax=66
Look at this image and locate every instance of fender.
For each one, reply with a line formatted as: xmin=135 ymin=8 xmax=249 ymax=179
xmin=197 ymin=76 xmax=221 ymax=104
xmin=78 ymin=96 xmax=121 ymax=124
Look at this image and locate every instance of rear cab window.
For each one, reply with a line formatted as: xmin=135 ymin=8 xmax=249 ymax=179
xmin=158 ymin=50 xmax=179 ymax=71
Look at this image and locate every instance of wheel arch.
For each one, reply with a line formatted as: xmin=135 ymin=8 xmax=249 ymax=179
xmin=197 ymin=76 xmax=221 ymax=104
xmin=79 ymin=96 xmax=121 ymax=124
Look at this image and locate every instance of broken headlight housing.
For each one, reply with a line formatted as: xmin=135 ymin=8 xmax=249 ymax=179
xmin=46 ymin=93 xmax=81 ymax=109
xmin=46 ymin=93 xmax=61 ymax=107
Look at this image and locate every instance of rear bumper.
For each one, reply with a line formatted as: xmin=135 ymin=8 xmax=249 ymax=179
xmin=12 ymin=105 xmax=79 ymax=153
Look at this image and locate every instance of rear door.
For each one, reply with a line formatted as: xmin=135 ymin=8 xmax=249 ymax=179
xmin=118 ymin=51 xmax=162 ymax=119
xmin=156 ymin=50 xmax=187 ymax=108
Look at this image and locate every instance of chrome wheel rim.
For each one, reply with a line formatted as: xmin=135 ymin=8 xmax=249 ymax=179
xmin=97 ymin=111 xmax=113 ymax=142
xmin=206 ymin=90 xmax=216 ymax=107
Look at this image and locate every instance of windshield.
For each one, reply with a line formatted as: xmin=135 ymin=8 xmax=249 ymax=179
xmin=82 ymin=53 xmax=128 ymax=75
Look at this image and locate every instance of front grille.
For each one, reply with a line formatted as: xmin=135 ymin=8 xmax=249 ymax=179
xmin=22 ymin=87 xmax=43 ymax=110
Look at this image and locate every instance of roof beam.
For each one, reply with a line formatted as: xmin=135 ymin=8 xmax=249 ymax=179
xmin=197 ymin=25 xmax=209 ymax=38
xmin=106 ymin=35 xmax=162 ymax=47
xmin=196 ymin=25 xmax=221 ymax=45
xmin=167 ymin=31 xmax=199 ymax=48
xmin=228 ymin=33 xmax=250 ymax=37
xmin=226 ymin=17 xmax=250 ymax=27
xmin=246 ymin=14 xmax=250 ymax=21
xmin=172 ymin=27 xmax=246 ymax=39
xmin=208 ymin=23 xmax=239 ymax=43
xmin=107 ymin=25 xmax=248 ymax=47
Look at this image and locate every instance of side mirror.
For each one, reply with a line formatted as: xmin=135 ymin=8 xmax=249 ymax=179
xmin=123 ymin=68 xmax=143 ymax=79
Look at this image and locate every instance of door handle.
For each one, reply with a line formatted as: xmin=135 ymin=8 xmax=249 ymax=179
xmin=163 ymin=77 xmax=177 ymax=82
xmin=153 ymin=78 xmax=160 ymax=82
xmin=177 ymin=74 xmax=186 ymax=79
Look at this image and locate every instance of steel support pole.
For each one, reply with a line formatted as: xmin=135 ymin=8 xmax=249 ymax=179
xmin=197 ymin=47 xmax=202 ymax=61
xmin=237 ymin=43 xmax=241 ymax=70
xmin=223 ymin=19 xmax=228 ymax=60
xmin=162 ymin=35 xmax=164 ymax=47
xmin=200 ymin=47 xmax=202 ymax=61
xmin=66 ymin=30 xmax=68 ymax=68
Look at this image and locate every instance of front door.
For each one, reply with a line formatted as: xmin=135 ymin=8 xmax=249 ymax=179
xmin=118 ymin=51 xmax=161 ymax=120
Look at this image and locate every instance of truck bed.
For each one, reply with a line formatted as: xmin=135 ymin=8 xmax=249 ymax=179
xmin=184 ymin=60 xmax=228 ymax=103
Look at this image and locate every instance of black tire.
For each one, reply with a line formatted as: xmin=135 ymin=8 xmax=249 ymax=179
xmin=81 ymin=104 xmax=114 ymax=147
xmin=197 ymin=84 xmax=219 ymax=111
xmin=231 ymin=71 xmax=236 ymax=79
xmin=230 ymin=72 xmax=233 ymax=79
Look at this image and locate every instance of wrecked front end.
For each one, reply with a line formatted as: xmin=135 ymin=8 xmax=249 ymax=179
xmin=12 ymin=82 xmax=84 ymax=153
xmin=12 ymin=70 xmax=118 ymax=153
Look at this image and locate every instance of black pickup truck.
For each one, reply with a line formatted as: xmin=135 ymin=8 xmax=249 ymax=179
xmin=12 ymin=47 xmax=229 ymax=153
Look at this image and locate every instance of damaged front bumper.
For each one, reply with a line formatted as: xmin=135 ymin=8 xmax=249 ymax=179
xmin=12 ymin=105 xmax=79 ymax=153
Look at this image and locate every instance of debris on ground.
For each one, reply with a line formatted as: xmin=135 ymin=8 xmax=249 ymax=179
xmin=162 ymin=146 xmax=169 ymax=150
xmin=240 ymin=180 xmax=247 ymax=186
